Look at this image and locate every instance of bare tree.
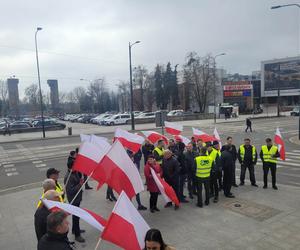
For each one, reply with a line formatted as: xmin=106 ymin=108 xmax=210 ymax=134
xmin=144 ymin=73 xmax=155 ymax=111
xmin=24 ymin=84 xmax=39 ymax=109
xmin=184 ymin=52 xmax=214 ymax=113
xmin=133 ymin=65 xmax=147 ymax=111
xmin=87 ymin=78 xmax=106 ymax=113
xmin=117 ymin=81 xmax=130 ymax=112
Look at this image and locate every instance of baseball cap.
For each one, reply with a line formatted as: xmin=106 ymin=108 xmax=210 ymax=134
xmin=46 ymin=168 xmax=60 ymax=178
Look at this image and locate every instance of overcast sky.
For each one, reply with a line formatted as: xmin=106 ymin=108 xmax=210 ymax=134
xmin=0 ymin=0 xmax=299 ymax=97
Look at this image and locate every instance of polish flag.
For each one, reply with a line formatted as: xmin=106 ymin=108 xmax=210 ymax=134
xmin=274 ymin=128 xmax=286 ymax=160
xmin=93 ymin=140 xmax=144 ymax=199
xmin=90 ymin=134 xmax=111 ymax=150
xmin=114 ymin=128 xmax=144 ymax=153
xmin=192 ymin=128 xmax=217 ymax=142
xmin=141 ymin=130 xmax=169 ymax=145
xmin=164 ymin=121 xmax=183 ymax=135
xmin=101 ymin=191 xmax=150 ymax=250
xmin=73 ymin=141 xmax=109 ymax=176
xmin=213 ymin=127 xmax=222 ymax=148
xmin=80 ymin=134 xmax=91 ymax=142
xmin=174 ymin=135 xmax=190 ymax=146
xmin=150 ymin=168 xmax=180 ymax=206
xmin=42 ymin=199 xmax=107 ymax=232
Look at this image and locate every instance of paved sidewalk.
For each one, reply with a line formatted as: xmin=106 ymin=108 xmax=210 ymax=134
xmin=0 ymin=179 xmax=299 ymax=250
xmin=0 ymin=112 xmax=284 ymax=143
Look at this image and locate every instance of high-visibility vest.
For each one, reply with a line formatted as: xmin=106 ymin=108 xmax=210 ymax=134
xmin=261 ymin=145 xmax=278 ymax=164
xmin=195 ymin=155 xmax=212 ymax=178
xmin=153 ymin=147 xmax=164 ymax=164
xmin=209 ymin=148 xmax=220 ymax=162
xmin=37 ymin=191 xmax=64 ymax=208
xmin=56 ymin=182 xmax=66 ymax=202
xmin=239 ymin=145 xmax=256 ymax=162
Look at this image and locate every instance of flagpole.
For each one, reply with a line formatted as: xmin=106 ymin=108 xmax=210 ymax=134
xmin=64 ymin=169 xmax=73 ymax=189
xmin=70 ymin=171 xmax=94 ymax=205
xmin=94 ymin=237 xmax=102 ymax=250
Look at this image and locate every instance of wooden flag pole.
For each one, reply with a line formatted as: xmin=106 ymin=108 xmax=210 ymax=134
xmin=70 ymin=171 xmax=94 ymax=205
xmin=94 ymin=237 xmax=102 ymax=250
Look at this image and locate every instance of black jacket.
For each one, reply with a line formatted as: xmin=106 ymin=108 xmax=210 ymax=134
xmin=38 ymin=231 xmax=73 ymax=250
xmin=184 ymin=150 xmax=198 ymax=175
xmin=221 ymin=144 xmax=237 ymax=162
xmin=142 ymin=143 xmax=154 ymax=162
xmin=34 ymin=206 xmax=50 ymax=241
xmin=67 ymin=156 xmax=75 ymax=169
xmin=162 ymin=156 xmax=180 ymax=185
xmin=221 ymin=150 xmax=234 ymax=171
xmin=133 ymin=149 xmax=142 ymax=164
xmin=259 ymin=146 xmax=280 ymax=165
xmin=64 ymin=170 xmax=82 ymax=205
xmin=238 ymin=145 xmax=258 ymax=165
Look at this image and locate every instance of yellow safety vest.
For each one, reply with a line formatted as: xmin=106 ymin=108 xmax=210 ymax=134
xmin=153 ymin=147 xmax=164 ymax=164
xmin=195 ymin=155 xmax=212 ymax=178
xmin=261 ymin=145 xmax=278 ymax=164
xmin=209 ymin=148 xmax=220 ymax=162
xmin=239 ymin=145 xmax=256 ymax=162
xmin=37 ymin=182 xmax=64 ymax=208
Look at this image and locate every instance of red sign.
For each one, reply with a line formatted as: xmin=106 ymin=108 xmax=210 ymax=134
xmin=223 ymin=85 xmax=252 ymax=91
xmin=224 ymin=81 xmax=250 ymax=85
xmin=224 ymin=91 xmax=243 ymax=97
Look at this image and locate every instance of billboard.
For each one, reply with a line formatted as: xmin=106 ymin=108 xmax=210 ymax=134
xmin=262 ymin=57 xmax=300 ymax=96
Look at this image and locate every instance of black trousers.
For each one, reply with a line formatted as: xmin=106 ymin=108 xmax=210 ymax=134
xmin=210 ymin=172 xmax=219 ymax=198
xmin=223 ymin=167 xmax=233 ymax=196
xmin=150 ymin=192 xmax=159 ymax=209
xmin=106 ymin=186 xmax=116 ymax=199
xmin=187 ymin=173 xmax=196 ymax=196
xmin=179 ymin=174 xmax=187 ymax=200
xmin=72 ymin=202 xmax=81 ymax=237
xmin=240 ymin=164 xmax=256 ymax=184
xmin=195 ymin=177 xmax=210 ymax=206
xmin=218 ymin=170 xmax=223 ymax=189
xmin=263 ymin=163 xmax=277 ymax=187
xmin=245 ymin=125 xmax=252 ymax=132
xmin=232 ymin=162 xmax=237 ymax=185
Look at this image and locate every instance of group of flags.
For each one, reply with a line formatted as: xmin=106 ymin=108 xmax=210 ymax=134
xmin=41 ymin=121 xmax=286 ymax=250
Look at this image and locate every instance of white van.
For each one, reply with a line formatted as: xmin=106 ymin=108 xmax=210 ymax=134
xmin=103 ymin=114 xmax=131 ymax=126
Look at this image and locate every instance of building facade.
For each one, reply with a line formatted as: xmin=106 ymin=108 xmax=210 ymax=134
xmin=7 ymin=78 xmax=20 ymax=117
xmin=47 ymin=79 xmax=60 ymax=114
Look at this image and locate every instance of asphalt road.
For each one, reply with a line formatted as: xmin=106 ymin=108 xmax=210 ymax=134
xmin=0 ymin=116 xmax=299 ymax=192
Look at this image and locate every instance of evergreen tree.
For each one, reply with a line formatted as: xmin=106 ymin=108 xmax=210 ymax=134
xmin=154 ymin=64 xmax=164 ymax=109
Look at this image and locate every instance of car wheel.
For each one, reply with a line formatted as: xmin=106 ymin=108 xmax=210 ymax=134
xmin=125 ymin=120 xmax=129 ymax=124
xmin=110 ymin=122 xmax=114 ymax=126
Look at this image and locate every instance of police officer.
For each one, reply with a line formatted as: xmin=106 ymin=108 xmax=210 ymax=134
xmin=194 ymin=147 xmax=212 ymax=207
xmin=260 ymin=138 xmax=280 ymax=190
xmin=153 ymin=139 xmax=165 ymax=166
xmin=238 ymin=138 xmax=258 ymax=187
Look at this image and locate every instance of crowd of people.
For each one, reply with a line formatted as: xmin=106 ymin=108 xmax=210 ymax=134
xmin=34 ymin=133 xmax=280 ymax=249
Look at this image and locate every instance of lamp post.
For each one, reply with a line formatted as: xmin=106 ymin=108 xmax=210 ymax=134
xmin=271 ymin=3 xmax=300 ymax=138
xmin=129 ymin=41 xmax=141 ymax=131
xmin=35 ymin=27 xmax=45 ymax=138
xmin=213 ymin=53 xmax=226 ymax=123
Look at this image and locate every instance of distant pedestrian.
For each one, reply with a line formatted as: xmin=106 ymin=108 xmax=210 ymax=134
xmin=245 ymin=118 xmax=252 ymax=132
xmin=238 ymin=138 xmax=258 ymax=187
xmin=144 ymin=228 xmax=175 ymax=250
xmin=144 ymin=155 xmax=163 ymax=213
xmin=38 ymin=211 xmax=74 ymax=250
xmin=221 ymin=145 xmax=235 ymax=198
xmin=142 ymin=140 xmax=155 ymax=165
xmin=260 ymin=138 xmax=280 ymax=190
xmin=3 ymin=121 xmax=11 ymax=136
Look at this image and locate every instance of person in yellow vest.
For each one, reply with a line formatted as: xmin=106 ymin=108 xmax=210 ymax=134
xmin=194 ymin=147 xmax=212 ymax=207
xmin=196 ymin=138 xmax=206 ymax=154
xmin=238 ymin=138 xmax=258 ymax=187
xmin=260 ymin=138 xmax=280 ymax=190
xmin=46 ymin=168 xmax=66 ymax=201
xmin=37 ymin=179 xmax=63 ymax=208
xmin=153 ymin=139 xmax=165 ymax=165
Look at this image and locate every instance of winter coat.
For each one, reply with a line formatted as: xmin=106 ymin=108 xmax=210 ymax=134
xmin=162 ymin=156 xmax=180 ymax=185
xmin=142 ymin=143 xmax=155 ymax=163
xmin=38 ymin=231 xmax=73 ymax=250
xmin=184 ymin=150 xmax=198 ymax=176
xmin=144 ymin=162 xmax=163 ymax=193
xmin=221 ymin=150 xmax=234 ymax=171
xmin=34 ymin=205 xmax=50 ymax=241
xmin=64 ymin=170 xmax=82 ymax=205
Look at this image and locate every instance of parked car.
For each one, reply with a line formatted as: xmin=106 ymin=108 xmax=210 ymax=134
xmin=167 ymin=109 xmax=184 ymax=116
xmin=33 ymin=120 xmax=66 ymax=130
xmin=11 ymin=121 xmax=33 ymax=127
xmin=99 ymin=114 xmax=114 ymax=125
xmin=290 ymin=107 xmax=300 ymax=116
xmin=136 ymin=112 xmax=155 ymax=119
xmin=103 ymin=114 xmax=131 ymax=126
xmin=77 ymin=114 xmax=96 ymax=123
xmin=0 ymin=123 xmax=31 ymax=133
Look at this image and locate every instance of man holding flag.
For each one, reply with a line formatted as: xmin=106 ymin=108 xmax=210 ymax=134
xmin=260 ymin=138 xmax=281 ymax=190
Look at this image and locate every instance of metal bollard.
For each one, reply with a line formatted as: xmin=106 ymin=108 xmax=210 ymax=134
xmin=68 ymin=127 xmax=72 ymax=136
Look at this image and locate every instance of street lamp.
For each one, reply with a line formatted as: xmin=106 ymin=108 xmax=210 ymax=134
xmin=35 ymin=27 xmax=45 ymax=138
xmin=213 ymin=53 xmax=226 ymax=123
xmin=271 ymin=3 xmax=300 ymax=138
xmin=129 ymin=41 xmax=141 ymax=131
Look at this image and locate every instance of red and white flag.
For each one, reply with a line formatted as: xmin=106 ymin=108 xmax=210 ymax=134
xmin=164 ymin=121 xmax=183 ymax=135
xmin=150 ymin=168 xmax=180 ymax=206
xmin=114 ymin=128 xmax=144 ymax=153
xmin=101 ymin=191 xmax=150 ymax=250
xmin=42 ymin=199 xmax=107 ymax=232
xmin=73 ymin=141 xmax=108 ymax=176
xmin=192 ymin=128 xmax=216 ymax=142
xmin=274 ymin=128 xmax=286 ymax=160
xmin=90 ymin=134 xmax=110 ymax=150
xmin=141 ymin=130 xmax=169 ymax=145
xmin=93 ymin=140 xmax=144 ymax=199
xmin=174 ymin=135 xmax=190 ymax=146
xmin=213 ymin=127 xmax=222 ymax=148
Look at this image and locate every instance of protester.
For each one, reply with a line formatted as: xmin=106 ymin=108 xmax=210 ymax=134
xmin=144 ymin=228 xmax=175 ymax=250
xmin=46 ymin=168 xmax=65 ymax=200
xmin=34 ymin=190 xmax=62 ymax=241
xmin=38 ymin=211 xmax=74 ymax=250
xmin=191 ymin=136 xmax=198 ymax=152
xmin=168 ymin=139 xmax=178 ymax=155
xmin=106 ymin=185 xmax=117 ymax=201
xmin=196 ymin=138 xmax=205 ymax=153
xmin=67 ymin=151 xmax=76 ymax=170
xmin=221 ymin=137 xmax=238 ymax=187
xmin=245 ymin=118 xmax=252 ymax=132
xmin=75 ymin=147 xmax=93 ymax=190
xmin=142 ymin=140 xmax=155 ymax=164
xmin=153 ymin=139 xmax=165 ymax=165
xmin=162 ymin=150 xmax=180 ymax=210
xmin=64 ymin=164 xmax=85 ymax=243
xmin=144 ymin=155 xmax=163 ymax=213
xmin=238 ymin=138 xmax=258 ymax=187
xmin=212 ymin=141 xmax=223 ymax=190
xmin=184 ymin=142 xmax=198 ymax=199
xmin=194 ymin=147 xmax=212 ymax=207
xmin=37 ymin=178 xmax=60 ymax=208
xmin=221 ymin=145 xmax=235 ymax=198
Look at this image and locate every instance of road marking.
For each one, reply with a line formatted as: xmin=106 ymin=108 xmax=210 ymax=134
xmin=33 ymin=161 xmax=43 ymax=164
xmin=6 ymin=172 xmax=19 ymax=176
xmin=292 ymin=150 xmax=300 ymax=153
xmin=38 ymin=167 xmax=48 ymax=171
xmin=279 ymin=172 xmax=300 ymax=178
xmin=286 ymin=152 xmax=300 ymax=157
xmin=3 ymin=164 xmax=15 ymax=168
xmin=285 ymin=158 xmax=300 ymax=163
xmin=4 ymin=168 xmax=16 ymax=172
xmin=36 ymin=164 xmax=47 ymax=168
